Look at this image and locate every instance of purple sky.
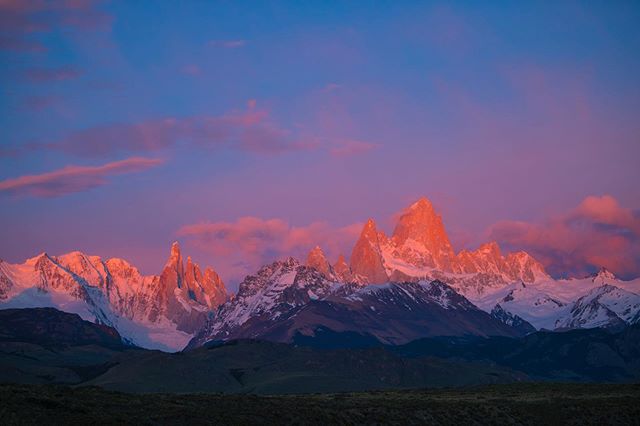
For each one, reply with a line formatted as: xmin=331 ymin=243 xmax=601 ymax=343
xmin=1 ymin=1 xmax=639 ymax=287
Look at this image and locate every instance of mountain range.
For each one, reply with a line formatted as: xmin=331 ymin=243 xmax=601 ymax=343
xmin=0 ymin=243 xmax=227 ymax=350
xmin=2 ymin=307 xmax=640 ymax=394
xmin=349 ymin=198 xmax=549 ymax=295
xmin=1 ymin=197 xmax=639 ymax=351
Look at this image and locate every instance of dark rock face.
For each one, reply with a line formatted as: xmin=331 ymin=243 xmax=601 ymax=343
xmin=188 ymin=269 xmax=525 ymax=350
xmin=0 ymin=307 xmax=125 ymax=349
xmin=188 ymin=258 xmax=337 ymax=349
xmin=250 ymin=281 xmax=523 ymax=345
xmin=491 ymin=304 xmax=537 ymax=335
xmin=0 ymin=269 xmax=11 ymax=300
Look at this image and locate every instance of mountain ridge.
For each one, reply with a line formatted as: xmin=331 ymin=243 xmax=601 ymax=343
xmin=2 ymin=197 xmax=640 ymax=352
xmin=0 ymin=243 xmax=228 ymax=351
xmin=349 ymin=197 xmax=549 ymax=297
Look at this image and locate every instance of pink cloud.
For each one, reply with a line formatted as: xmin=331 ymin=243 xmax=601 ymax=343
xmin=177 ymin=217 xmax=362 ymax=284
xmin=490 ymin=195 xmax=640 ymax=279
xmin=24 ymin=67 xmax=83 ymax=82
xmin=330 ymin=139 xmax=378 ymax=157
xmin=0 ymin=37 xmax=47 ymax=52
xmin=0 ymin=147 xmax=19 ymax=158
xmin=0 ymin=157 xmax=164 ymax=197
xmin=42 ymin=103 xmax=309 ymax=157
xmin=181 ymin=64 xmax=202 ymax=76
xmin=321 ymin=83 xmax=341 ymax=93
xmin=208 ymin=40 xmax=246 ymax=48
xmin=0 ymin=0 xmax=112 ymax=52
xmin=574 ymin=195 xmax=640 ymax=234
xmin=23 ymin=95 xmax=61 ymax=111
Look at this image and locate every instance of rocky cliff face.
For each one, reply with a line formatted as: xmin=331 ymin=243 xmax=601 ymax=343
xmin=305 ymin=246 xmax=335 ymax=280
xmin=0 ymin=243 xmax=228 ymax=350
xmin=391 ymin=198 xmax=458 ymax=271
xmin=0 ymin=307 xmax=125 ymax=349
xmin=187 ymin=265 xmax=526 ymax=349
xmin=188 ymin=258 xmax=336 ymax=348
xmin=333 ymin=254 xmax=353 ymax=283
xmin=348 ymin=197 xmax=548 ymax=296
xmin=155 ymin=243 xmax=228 ymax=333
xmin=350 ymin=219 xmax=389 ymax=284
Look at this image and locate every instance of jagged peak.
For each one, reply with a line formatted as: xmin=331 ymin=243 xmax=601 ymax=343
xmin=408 ymin=196 xmax=435 ymax=212
xmin=576 ymin=284 xmax=624 ymax=305
xmin=509 ymin=250 xmax=531 ymax=259
xmin=306 ymin=246 xmax=334 ymax=279
xmin=284 ymin=255 xmax=299 ymax=263
xmin=273 ymin=256 xmax=300 ymax=269
xmin=476 ymin=241 xmax=501 ymax=257
xmin=256 ymin=256 xmax=298 ymax=270
xmin=163 ymin=242 xmax=184 ymax=270
xmin=25 ymin=252 xmax=52 ymax=265
xmin=364 ymin=218 xmax=377 ymax=230
xmin=592 ymin=267 xmax=616 ymax=281
xmin=105 ymin=257 xmax=137 ymax=271
xmin=30 ymin=251 xmax=48 ymax=259
xmin=306 ymin=246 xmax=328 ymax=265
xmin=392 ymin=197 xmax=448 ymax=240
xmin=333 ymin=253 xmax=353 ymax=281
xmin=170 ymin=241 xmax=181 ymax=257
xmin=204 ymin=266 xmax=222 ymax=279
xmin=307 ymin=245 xmax=326 ymax=258
xmin=62 ymin=250 xmax=87 ymax=258
xmin=355 ymin=218 xmax=381 ymax=244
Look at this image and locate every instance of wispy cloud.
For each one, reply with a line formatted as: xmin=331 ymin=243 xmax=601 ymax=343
xmin=23 ymin=95 xmax=61 ymax=111
xmin=178 ymin=217 xmax=362 ymax=284
xmin=490 ymin=195 xmax=640 ymax=279
xmin=0 ymin=37 xmax=47 ymax=53
xmin=0 ymin=0 xmax=112 ymax=53
xmin=0 ymin=157 xmax=164 ymax=198
xmin=181 ymin=64 xmax=202 ymax=76
xmin=208 ymin=39 xmax=246 ymax=49
xmin=321 ymin=83 xmax=342 ymax=93
xmin=40 ymin=102 xmax=313 ymax=158
xmin=330 ymin=139 xmax=378 ymax=158
xmin=24 ymin=66 xmax=83 ymax=82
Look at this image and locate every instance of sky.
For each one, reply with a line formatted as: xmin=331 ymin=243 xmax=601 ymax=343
xmin=1 ymin=0 xmax=639 ymax=287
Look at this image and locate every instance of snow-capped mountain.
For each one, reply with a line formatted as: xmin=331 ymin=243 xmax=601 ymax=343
xmin=187 ymin=256 xmax=523 ymax=349
xmin=341 ymin=197 xmax=640 ymax=334
xmin=475 ymin=268 xmax=640 ymax=332
xmin=187 ymin=198 xmax=640 ymax=349
xmin=188 ymin=257 xmax=341 ymax=348
xmin=349 ymin=198 xmax=549 ymax=298
xmin=490 ymin=304 xmax=536 ymax=335
xmin=0 ymin=242 xmax=227 ymax=351
xmin=554 ymin=284 xmax=640 ymax=330
xmin=475 ymin=282 xmax=567 ymax=330
xmin=2 ymin=196 xmax=640 ymax=352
